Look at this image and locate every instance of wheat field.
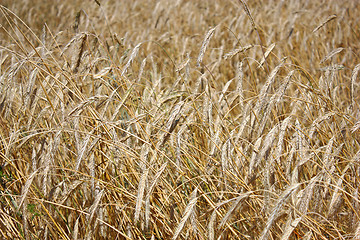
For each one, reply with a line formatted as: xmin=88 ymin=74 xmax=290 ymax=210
xmin=0 ymin=0 xmax=360 ymax=239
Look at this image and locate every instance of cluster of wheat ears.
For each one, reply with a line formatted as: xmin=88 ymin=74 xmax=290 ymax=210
xmin=0 ymin=0 xmax=359 ymax=239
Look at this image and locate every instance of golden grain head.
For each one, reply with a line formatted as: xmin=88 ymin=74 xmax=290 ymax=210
xmin=0 ymin=0 xmax=359 ymax=239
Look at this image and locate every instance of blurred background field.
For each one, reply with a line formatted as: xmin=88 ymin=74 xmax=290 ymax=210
xmin=0 ymin=0 xmax=360 ymax=239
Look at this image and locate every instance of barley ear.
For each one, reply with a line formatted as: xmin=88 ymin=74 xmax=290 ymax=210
xmin=259 ymin=183 xmax=300 ymax=240
xmin=197 ymin=26 xmax=216 ymax=67
xmin=172 ymin=187 xmax=198 ymax=240
xmin=350 ymin=64 xmax=360 ymax=109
